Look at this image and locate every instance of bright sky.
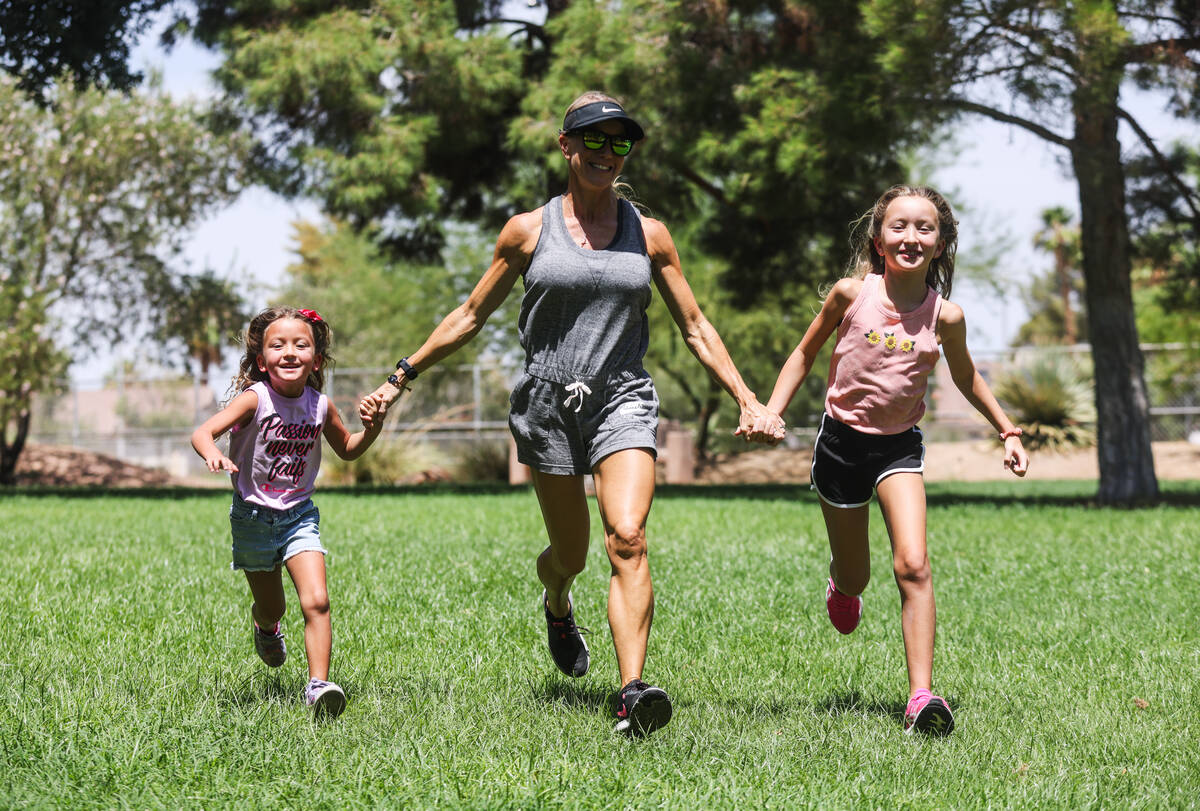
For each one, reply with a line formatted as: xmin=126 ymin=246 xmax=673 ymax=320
xmin=92 ymin=26 xmax=1191 ymax=384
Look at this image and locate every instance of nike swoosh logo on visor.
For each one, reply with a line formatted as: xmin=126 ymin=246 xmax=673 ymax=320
xmin=601 ymin=106 xmax=621 ymax=113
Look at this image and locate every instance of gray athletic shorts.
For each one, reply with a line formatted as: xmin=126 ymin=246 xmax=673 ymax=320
xmin=509 ymin=368 xmax=659 ymax=476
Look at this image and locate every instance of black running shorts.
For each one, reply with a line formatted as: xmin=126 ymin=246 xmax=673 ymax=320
xmin=810 ymin=413 xmax=924 ymax=508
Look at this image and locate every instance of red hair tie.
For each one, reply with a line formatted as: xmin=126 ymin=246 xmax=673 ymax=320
xmin=297 ymin=308 xmax=323 ymax=322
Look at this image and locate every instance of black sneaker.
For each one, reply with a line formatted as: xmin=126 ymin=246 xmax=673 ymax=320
xmin=543 ymin=591 xmax=589 ymax=677
xmin=614 ymin=679 xmax=673 ymax=737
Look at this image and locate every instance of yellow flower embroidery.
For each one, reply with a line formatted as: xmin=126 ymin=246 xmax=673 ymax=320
xmin=865 ymin=330 xmax=882 ymax=345
xmin=899 ymin=338 xmax=914 ymax=352
xmin=884 ymin=333 xmax=897 ymax=350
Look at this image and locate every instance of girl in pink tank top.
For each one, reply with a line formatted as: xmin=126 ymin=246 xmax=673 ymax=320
xmin=754 ymin=186 xmax=1030 ymax=736
xmin=191 ymin=307 xmax=386 ymax=718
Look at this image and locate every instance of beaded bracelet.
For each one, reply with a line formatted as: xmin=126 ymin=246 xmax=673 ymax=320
xmin=999 ymin=427 xmax=1023 ymax=440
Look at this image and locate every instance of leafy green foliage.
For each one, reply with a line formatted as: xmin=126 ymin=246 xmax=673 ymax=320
xmin=192 ymin=0 xmax=917 ymax=299
xmin=0 ymin=74 xmax=247 ymax=482
xmin=148 ymin=268 xmax=254 ymax=385
xmin=1126 ymin=141 xmax=1200 ymax=312
xmin=645 ymin=222 xmax=827 ymax=457
xmin=0 ymin=291 xmax=68 ymax=483
xmin=1015 ymin=207 xmax=1087 ymax=346
xmin=193 ymin=0 xmax=528 ymax=257
xmin=273 ymin=218 xmax=518 ymax=370
xmin=0 ymin=0 xmax=173 ymax=102
xmin=857 ymin=0 xmax=1199 ymax=501
xmin=992 ymin=353 xmax=1096 ymax=452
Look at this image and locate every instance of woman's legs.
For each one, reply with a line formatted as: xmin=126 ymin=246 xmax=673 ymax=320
xmin=592 ymin=448 xmax=656 ymax=687
xmin=875 ymin=472 xmax=934 ymax=696
xmin=530 ymin=470 xmax=591 ymax=618
xmin=285 ymin=550 xmax=332 ymax=681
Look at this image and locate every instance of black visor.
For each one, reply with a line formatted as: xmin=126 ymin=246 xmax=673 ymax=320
xmin=561 ymin=100 xmax=645 ymax=142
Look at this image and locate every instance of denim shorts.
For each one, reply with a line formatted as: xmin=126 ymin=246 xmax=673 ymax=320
xmin=508 ymin=368 xmax=659 ymax=476
xmin=229 ymin=493 xmax=326 ymax=572
xmin=810 ymin=413 xmax=925 ymax=508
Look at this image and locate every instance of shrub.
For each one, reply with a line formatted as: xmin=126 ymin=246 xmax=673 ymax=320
xmin=451 ymin=439 xmax=510 ymax=483
xmin=320 ymin=436 xmax=451 ymax=485
xmin=991 ymin=352 xmax=1096 ymax=452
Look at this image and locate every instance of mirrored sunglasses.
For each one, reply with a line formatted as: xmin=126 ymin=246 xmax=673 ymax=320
xmin=571 ymin=129 xmax=634 ymax=156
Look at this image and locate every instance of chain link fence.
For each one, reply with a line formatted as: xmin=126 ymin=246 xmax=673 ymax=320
xmin=25 ymin=344 xmax=1200 ymax=480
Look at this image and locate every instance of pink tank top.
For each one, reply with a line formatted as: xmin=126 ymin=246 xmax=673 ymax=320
xmin=228 ymin=381 xmax=327 ymax=509
xmin=825 ymin=274 xmax=943 ymax=435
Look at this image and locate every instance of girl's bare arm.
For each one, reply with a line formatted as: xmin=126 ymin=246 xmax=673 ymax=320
xmin=323 ymin=400 xmax=384 ymax=461
xmin=939 ymin=302 xmax=1029 ymax=476
xmin=190 ymin=390 xmax=258 ymax=473
xmin=764 ymin=278 xmax=859 ymax=417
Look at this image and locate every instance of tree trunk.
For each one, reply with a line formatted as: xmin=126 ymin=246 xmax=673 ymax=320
xmin=1071 ymin=90 xmax=1159 ymax=504
xmin=0 ymin=408 xmax=31 ymax=486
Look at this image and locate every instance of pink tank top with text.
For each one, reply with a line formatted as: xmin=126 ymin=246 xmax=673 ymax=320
xmin=228 ymin=381 xmax=327 ymax=509
xmin=825 ymin=274 xmax=943 ymax=435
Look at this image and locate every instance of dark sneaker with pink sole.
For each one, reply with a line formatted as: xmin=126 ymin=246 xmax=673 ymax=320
xmin=614 ymin=679 xmax=672 ymax=737
xmin=543 ymin=591 xmax=590 ymax=678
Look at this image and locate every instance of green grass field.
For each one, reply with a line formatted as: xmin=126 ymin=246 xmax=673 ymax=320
xmin=3 ymin=481 xmax=1199 ymax=808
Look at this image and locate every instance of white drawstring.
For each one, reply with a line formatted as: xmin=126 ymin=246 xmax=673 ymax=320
xmin=563 ymin=381 xmax=592 ymax=413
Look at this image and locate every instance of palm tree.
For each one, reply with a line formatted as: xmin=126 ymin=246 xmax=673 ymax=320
xmin=1032 ymin=207 xmax=1083 ymax=346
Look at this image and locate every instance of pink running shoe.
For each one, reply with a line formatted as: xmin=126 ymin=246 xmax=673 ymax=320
xmin=825 ymin=578 xmax=863 ymax=634
xmin=904 ymin=691 xmax=955 ymax=736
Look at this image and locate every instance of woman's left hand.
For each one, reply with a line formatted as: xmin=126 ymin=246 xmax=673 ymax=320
xmin=735 ymin=401 xmax=786 ymax=445
xmin=359 ymin=382 xmax=402 ymax=423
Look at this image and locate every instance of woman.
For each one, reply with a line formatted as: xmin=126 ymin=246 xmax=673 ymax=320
xmin=363 ymin=91 xmax=784 ymax=736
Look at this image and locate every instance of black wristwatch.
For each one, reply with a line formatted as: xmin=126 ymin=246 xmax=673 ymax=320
xmin=386 ymin=373 xmax=408 ymax=391
xmin=396 ymin=357 xmax=418 ymax=380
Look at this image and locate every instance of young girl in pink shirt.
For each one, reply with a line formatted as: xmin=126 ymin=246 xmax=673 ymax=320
xmin=754 ymin=185 xmax=1029 ymax=735
xmin=191 ymin=307 xmax=385 ymax=719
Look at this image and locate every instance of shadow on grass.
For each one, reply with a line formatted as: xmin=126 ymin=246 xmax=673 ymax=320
xmin=817 ymin=690 xmax=907 ymax=725
xmin=816 ymin=689 xmax=964 ymax=730
xmin=215 ymin=671 xmax=295 ymax=709
xmin=529 ymin=677 xmax=616 ymax=715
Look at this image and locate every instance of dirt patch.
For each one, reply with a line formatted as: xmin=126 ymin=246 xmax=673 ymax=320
xmin=694 ymin=440 xmax=1200 ymax=485
xmin=14 ymin=443 xmax=175 ymax=488
xmin=12 ymin=440 xmax=1200 ymax=489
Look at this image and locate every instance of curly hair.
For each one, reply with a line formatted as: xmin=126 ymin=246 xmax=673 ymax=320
xmin=229 ymin=306 xmax=334 ymax=396
xmin=847 ymin=185 xmax=959 ymax=299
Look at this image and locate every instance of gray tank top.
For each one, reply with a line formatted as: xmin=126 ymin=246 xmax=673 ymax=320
xmin=518 ymin=195 xmax=652 ymax=385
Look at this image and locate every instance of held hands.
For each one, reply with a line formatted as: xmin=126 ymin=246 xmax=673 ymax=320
xmin=734 ymin=400 xmax=787 ymax=445
xmin=1003 ymin=436 xmax=1030 ymax=477
xmin=357 ymin=387 xmax=395 ymax=429
xmin=358 ymin=393 xmax=387 ymax=430
xmin=359 ymin=376 xmax=408 ymax=426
